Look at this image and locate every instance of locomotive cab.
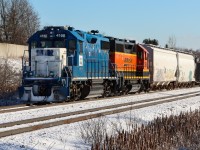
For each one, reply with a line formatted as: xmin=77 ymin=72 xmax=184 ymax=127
xmin=136 ymin=44 xmax=149 ymax=77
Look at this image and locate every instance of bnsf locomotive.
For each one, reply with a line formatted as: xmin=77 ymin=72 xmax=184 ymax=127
xmin=19 ymin=26 xmax=196 ymax=102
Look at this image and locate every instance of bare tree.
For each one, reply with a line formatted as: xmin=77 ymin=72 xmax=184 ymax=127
xmin=0 ymin=58 xmax=21 ymax=99
xmin=167 ymin=35 xmax=176 ymax=49
xmin=0 ymin=0 xmax=9 ymax=41
xmin=143 ymin=38 xmax=159 ymax=45
xmin=0 ymin=0 xmax=40 ymax=45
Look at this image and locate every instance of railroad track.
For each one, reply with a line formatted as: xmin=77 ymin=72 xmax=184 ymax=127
xmin=0 ymin=97 xmax=97 ymax=114
xmin=1 ymin=87 xmax=200 ymax=114
xmin=0 ymin=90 xmax=200 ymax=138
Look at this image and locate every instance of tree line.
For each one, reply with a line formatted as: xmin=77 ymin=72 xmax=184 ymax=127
xmin=143 ymin=38 xmax=159 ymax=46
xmin=0 ymin=0 xmax=40 ymax=45
xmin=142 ymin=36 xmax=176 ymax=49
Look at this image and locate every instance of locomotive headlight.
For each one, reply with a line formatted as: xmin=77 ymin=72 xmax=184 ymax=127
xmin=23 ymin=71 xmax=27 ymax=77
xmin=29 ymin=71 xmax=34 ymax=77
xmin=31 ymin=56 xmax=35 ymax=61
xmin=49 ymin=71 xmax=54 ymax=77
xmin=55 ymin=56 xmax=60 ymax=60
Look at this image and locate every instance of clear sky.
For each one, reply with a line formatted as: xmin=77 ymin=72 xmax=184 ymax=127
xmin=29 ymin=0 xmax=200 ymax=50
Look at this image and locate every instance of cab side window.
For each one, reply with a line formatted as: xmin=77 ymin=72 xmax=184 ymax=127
xmin=116 ymin=44 xmax=124 ymax=52
xmin=125 ymin=44 xmax=133 ymax=54
xmin=79 ymin=41 xmax=83 ymax=55
xmin=101 ymin=41 xmax=110 ymax=51
xmin=137 ymin=51 xmax=143 ymax=59
xmin=31 ymin=41 xmax=37 ymax=48
xmin=68 ymin=40 xmax=76 ymax=55
xmin=69 ymin=40 xmax=76 ymax=51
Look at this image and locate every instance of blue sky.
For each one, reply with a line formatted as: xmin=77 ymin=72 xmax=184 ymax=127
xmin=29 ymin=0 xmax=200 ymax=50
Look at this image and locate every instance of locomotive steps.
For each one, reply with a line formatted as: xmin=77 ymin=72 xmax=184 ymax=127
xmin=0 ymin=90 xmax=200 ymax=138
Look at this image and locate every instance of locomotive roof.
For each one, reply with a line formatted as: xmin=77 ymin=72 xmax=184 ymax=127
xmin=27 ymin=26 xmax=84 ymax=43
xmin=106 ymin=36 xmax=136 ymax=45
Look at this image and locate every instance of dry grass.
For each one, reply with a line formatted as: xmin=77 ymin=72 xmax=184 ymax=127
xmin=0 ymin=58 xmax=21 ymax=100
xmin=92 ymin=110 xmax=200 ymax=150
xmin=79 ymin=117 xmax=108 ymax=146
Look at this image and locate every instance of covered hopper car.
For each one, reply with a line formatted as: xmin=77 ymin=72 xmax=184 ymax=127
xmin=143 ymin=45 xmax=196 ymax=90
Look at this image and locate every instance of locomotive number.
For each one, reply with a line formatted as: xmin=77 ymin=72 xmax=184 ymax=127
xmin=40 ymin=34 xmax=48 ymax=38
xmin=56 ymin=34 xmax=66 ymax=38
xmin=124 ymin=58 xmax=132 ymax=63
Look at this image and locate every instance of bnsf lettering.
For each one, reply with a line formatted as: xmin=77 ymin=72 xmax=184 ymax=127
xmin=124 ymin=58 xmax=132 ymax=63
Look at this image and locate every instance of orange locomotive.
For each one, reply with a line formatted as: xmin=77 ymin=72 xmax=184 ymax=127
xmin=108 ymin=37 xmax=150 ymax=93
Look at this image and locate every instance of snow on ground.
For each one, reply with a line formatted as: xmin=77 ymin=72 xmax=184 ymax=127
xmin=0 ymin=87 xmax=200 ymax=124
xmin=0 ymin=87 xmax=200 ymax=149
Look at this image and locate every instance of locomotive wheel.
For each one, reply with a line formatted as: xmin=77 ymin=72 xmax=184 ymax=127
xmin=126 ymin=84 xmax=132 ymax=93
xmin=168 ymin=84 xmax=171 ymax=90
xmin=70 ymin=83 xmax=81 ymax=101
xmin=104 ymin=90 xmax=111 ymax=97
xmin=144 ymin=86 xmax=150 ymax=93
xmin=166 ymin=84 xmax=170 ymax=90
xmin=80 ymin=85 xmax=90 ymax=99
xmin=103 ymin=85 xmax=111 ymax=97
xmin=170 ymin=85 xmax=173 ymax=90
xmin=73 ymin=88 xmax=81 ymax=101
xmin=103 ymin=80 xmax=116 ymax=97
xmin=121 ymin=86 xmax=128 ymax=95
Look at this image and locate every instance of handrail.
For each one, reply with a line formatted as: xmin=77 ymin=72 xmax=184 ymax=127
xmin=110 ymin=62 xmax=119 ymax=78
xmin=67 ymin=55 xmax=74 ymax=78
xmin=64 ymin=67 xmax=69 ymax=87
xmin=22 ymin=50 xmax=29 ymax=70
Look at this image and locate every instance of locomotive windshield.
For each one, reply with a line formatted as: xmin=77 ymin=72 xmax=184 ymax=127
xmin=31 ymin=40 xmax=66 ymax=48
xmin=30 ymin=28 xmax=67 ymax=49
xmin=36 ymin=50 xmax=54 ymax=56
xmin=40 ymin=41 xmax=52 ymax=48
xmin=101 ymin=41 xmax=110 ymax=50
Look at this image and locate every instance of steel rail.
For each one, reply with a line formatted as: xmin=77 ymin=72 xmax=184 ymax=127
xmin=0 ymin=87 xmax=199 ymax=114
xmin=0 ymin=91 xmax=199 ymax=138
xmin=0 ymin=90 xmax=200 ymax=129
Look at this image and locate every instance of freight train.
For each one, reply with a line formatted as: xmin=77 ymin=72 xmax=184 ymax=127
xmin=18 ymin=26 xmax=198 ymax=102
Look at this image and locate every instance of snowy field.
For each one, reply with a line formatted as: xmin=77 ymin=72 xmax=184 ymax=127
xmin=0 ymin=87 xmax=200 ymax=150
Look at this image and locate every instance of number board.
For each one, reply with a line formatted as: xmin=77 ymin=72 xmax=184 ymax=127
xmin=39 ymin=33 xmax=66 ymax=39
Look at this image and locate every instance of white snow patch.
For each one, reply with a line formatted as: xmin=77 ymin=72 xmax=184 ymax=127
xmin=0 ymin=87 xmax=200 ymax=149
